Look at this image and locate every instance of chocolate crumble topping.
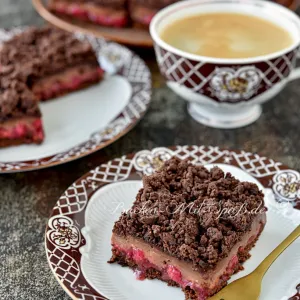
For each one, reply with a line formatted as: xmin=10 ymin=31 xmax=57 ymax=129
xmin=113 ymin=157 xmax=266 ymax=270
xmin=0 ymin=27 xmax=99 ymax=85
xmin=0 ymin=78 xmax=40 ymax=122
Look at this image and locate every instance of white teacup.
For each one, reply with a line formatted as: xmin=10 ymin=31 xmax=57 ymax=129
xmin=150 ymin=0 xmax=300 ymax=129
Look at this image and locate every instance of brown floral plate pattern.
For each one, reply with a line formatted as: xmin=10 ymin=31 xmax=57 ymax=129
xmin=0 ymin=28 xmax=152 ymax=173
xmin=45 ymin=145 xmax=300 ymax=300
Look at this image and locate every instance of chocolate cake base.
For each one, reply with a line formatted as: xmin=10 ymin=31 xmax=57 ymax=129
xmin=109 ymin=223 xmax=265 ymax=300
xmin=40 ymin=79 xmax=101 ymax=101
xmin=0 ymin=138 xmax=43 ymax=148
xmin=0 ymin=117 xmax=44 ymax=148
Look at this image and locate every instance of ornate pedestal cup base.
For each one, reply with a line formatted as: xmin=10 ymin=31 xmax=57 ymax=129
xmin=188 ymin=103 xmax=262 ymax=129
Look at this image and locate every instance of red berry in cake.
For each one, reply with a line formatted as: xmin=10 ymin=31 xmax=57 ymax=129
xmin=167 ymin=265 xmax=182 ymax=284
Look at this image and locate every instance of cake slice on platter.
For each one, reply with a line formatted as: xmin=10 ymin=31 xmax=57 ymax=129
xmin=0 ymin=27 xmax=104 ymax=102
xmin=109 ymin=157 xmax=267 ymax=300
xmin=0 ymin=27 xmax=104 ymax=147
xmin=48 ymin=0 xmax=128 ymax=27
xmin=0 ymin=78 xmax=44 ymax=147
xmin=129 ymin=0 xmax=179 ymax=27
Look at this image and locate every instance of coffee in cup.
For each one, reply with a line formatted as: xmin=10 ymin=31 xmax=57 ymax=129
xmin=160 ymin=12 xmax=293 ymax=59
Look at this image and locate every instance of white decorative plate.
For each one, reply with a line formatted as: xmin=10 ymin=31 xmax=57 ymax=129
xmin=0 ymin=27 xmax=151 ymax=173
xmin=45 ymin=146 xmax=300 ymax=300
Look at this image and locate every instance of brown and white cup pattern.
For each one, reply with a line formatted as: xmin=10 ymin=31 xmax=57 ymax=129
xmin=154 ymin=44 xmax=299 ymax=103
xmin=150 ymin=0 xmax=300 ymax=128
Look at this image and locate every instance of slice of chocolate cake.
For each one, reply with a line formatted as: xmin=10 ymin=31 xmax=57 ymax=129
xmin=0 ymin=77 xmax=44 ymax=147
xmin=109 ymin=157 xmax=267 ymax=300
xmin=48 ymin=0 xmax=128 ymax=27
xmin=0 ymin=27 xmax=104 ymax=101
xmin=129 ymin=0 xmax=179 ymax=26
xmin=0 ymin=27 xmax=104 ymax=147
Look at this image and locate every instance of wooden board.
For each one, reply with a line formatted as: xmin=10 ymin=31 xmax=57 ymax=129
xmin=32 ymin=0 xmax=299 ymax=48
xmin=32 ymin=0 xmax=153 ymax=47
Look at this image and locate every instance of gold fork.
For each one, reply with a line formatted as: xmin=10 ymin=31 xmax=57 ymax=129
xmin=210 ymin=225 xmax=300 ymax=300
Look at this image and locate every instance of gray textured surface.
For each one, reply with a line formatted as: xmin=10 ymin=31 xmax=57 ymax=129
xmin=0 ymin=1 xmax=300 ymax=300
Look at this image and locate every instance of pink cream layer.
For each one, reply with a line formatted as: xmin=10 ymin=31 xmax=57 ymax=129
xmin=49 ymin=0 xmax=128 ymax=27
xmin=111 ymin=213 xmax=266 ymax=300
xmin=32 ymin=66 xmax=104 ymax=101
xmin=0 ymin=117 xmax=44 ymax=142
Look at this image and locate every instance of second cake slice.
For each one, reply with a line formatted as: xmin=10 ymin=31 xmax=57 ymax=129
xmin=0 ymin=27 xmax=104 ymax=102
xmin=0 ymin=27 xmax=105 ymax=147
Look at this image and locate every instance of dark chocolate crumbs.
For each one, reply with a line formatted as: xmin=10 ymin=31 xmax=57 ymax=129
xmin=113 ymin=157 xmax=266 ymax=270
xmin=0 ymin=27 xmax=99 ymax=121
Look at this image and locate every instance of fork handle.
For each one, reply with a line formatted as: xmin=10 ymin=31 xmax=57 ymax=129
xmin=255 ymin=225 xmax=300 ymax=278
